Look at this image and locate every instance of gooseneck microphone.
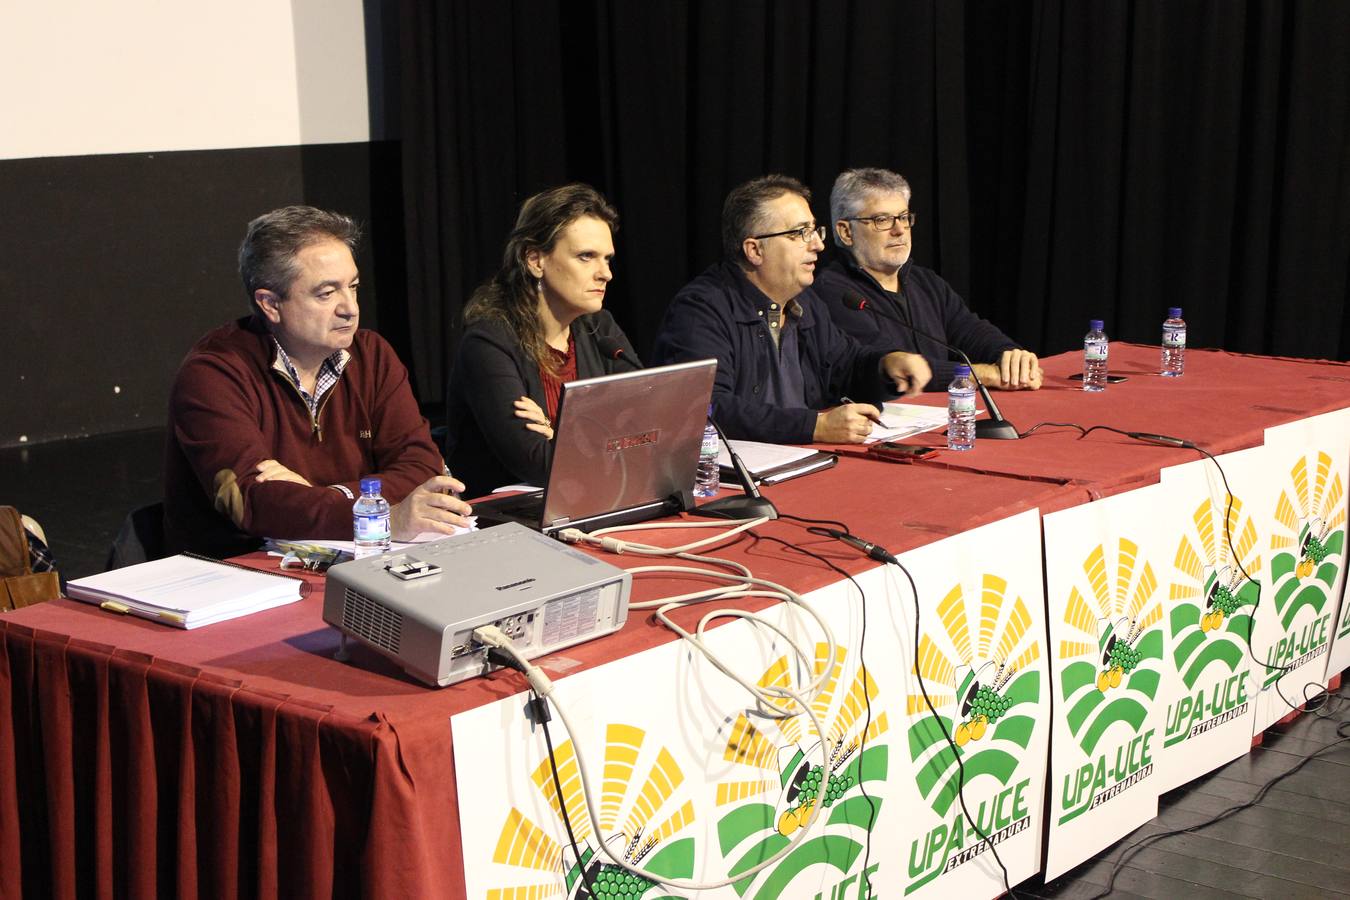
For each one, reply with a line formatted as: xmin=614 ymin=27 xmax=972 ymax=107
xmin=842 ymin=292 xmax=1020 ymax=440
xmin=690 ymin=413 xmax=780 ymax=521
xmin=596 ymin=335 xmax=641 ymax=369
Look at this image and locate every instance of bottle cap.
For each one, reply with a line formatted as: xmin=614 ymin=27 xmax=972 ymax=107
xmin=1090 ymin=319 xmax=1104 ymax=330
xmin=1168 ymin=307 xmax=1182 ymax=318
xmin=360 ymin=477 xmax=382 ymax=495
xmin=954 ymin=364 xmax=972 ymax=377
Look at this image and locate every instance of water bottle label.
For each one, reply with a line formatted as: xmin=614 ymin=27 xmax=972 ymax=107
xmin=1164 ymin=329 xmax=1186 ymax=347
xmin=355 ymin=514 xmax=390 ymax=542
xmin=950 ymin=395 xmax=976 ymax=414
xmin=1085 ymin=346 xmax=1107 ymax=361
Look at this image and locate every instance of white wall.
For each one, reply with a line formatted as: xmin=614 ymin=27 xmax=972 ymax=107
xmin=0 ymin=0 xmax=369 ymax=160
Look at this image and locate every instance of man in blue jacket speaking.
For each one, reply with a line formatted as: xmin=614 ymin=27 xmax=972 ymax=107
xmin=653 ymin=175 xmax=931 ymax=445
xmin=815 ymin=167 xmax=1042 ymax=392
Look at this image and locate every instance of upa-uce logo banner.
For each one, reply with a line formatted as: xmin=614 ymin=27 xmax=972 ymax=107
xmin=485 ymin=723 xmax=697 ymax=899
xmin=1056 ymin=540 xmax=1164 ymax=824
xmin=1263 ymin=452 xmax=1345 ymax=682
xmin=905 ymin=574 xmax=1042 ymax=894
xmin=715 ymin=643 xmax=888 ymax=900
xmin=1163 ymin=496 xmax=1261 ymax=747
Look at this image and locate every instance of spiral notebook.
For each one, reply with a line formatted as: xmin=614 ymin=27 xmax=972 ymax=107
xmin=67 ymin=554 xmax=304 ymax=629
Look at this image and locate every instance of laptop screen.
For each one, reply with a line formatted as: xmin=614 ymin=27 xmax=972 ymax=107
xmin=539 ymin=358 xmax=717 ymax=530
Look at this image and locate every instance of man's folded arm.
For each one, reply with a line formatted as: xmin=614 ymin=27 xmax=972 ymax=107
xmin=171 ymin=356 xmax=361 ymax=540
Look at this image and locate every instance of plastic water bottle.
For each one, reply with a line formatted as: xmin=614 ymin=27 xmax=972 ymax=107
xmin=1161 ymin=307 xmax=1186 ymax=377
xmin=1083 ymin=320 xmax=1108 ymax=392
xmin=947 ymin=365 xmax=977 ymax=451
xmin=353 ymin=477 xmax=391 ymax=558
xmin=693 ymin=406 xmax=721 ymax=497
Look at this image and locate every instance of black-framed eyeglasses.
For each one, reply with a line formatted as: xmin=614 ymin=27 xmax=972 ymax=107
xmin=752 ymin=223 xmax=827 ymax=244
xmin=848 ymin=212 xmax=917 ymax=231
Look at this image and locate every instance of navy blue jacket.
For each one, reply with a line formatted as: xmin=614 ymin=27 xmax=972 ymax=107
xmin=652 ymin=262 xmax=896 ymax=444
xmin=815 ymin=257 xmax=1019 ymax=390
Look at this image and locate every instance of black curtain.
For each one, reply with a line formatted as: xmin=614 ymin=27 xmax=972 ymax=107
xmin=389 ymin=0 xmax=1350 ymax=405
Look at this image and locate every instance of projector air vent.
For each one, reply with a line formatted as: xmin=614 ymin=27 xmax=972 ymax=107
xmin=342 ymin=588 xmax=403 ymax=653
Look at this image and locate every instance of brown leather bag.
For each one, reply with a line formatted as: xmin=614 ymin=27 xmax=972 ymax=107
xmin=0 ymin=506 xmax=60 ymax=611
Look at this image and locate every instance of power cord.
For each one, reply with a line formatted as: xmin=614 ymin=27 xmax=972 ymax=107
xmin=478 ymin=515 xmax=848 ymax=890
xmin=1019 ymin=421 xmax=1315 ymax=716
xmin=1084 ymin=693 xmax=1350 ymax=898
xmin=485 ymin=647 xmax=602 ymax=898
xmin=811 ymin=525 xmax=1018 ymax=899
xmin=476 ymin=622 xmax=834 ymax=890
xmin=749 ymin=530 xmax=879 ymax=893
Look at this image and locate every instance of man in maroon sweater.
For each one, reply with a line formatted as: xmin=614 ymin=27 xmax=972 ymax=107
xmin=164 ymin=206 xmax=472 ymax=557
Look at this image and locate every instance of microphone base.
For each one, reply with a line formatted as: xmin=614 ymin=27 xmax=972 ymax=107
xmin=976 ymin=418 xmax=1021 ymax=440
xmin=691 ymin=495 xmax=779 ymax=521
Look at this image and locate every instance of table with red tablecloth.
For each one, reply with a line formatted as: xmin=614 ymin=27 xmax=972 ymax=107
xmin=834 ymin=343 xmax=1350 ymax=499
xmin=0 ymin=456 xmax=1079 ymax=898
xmin=1 ymin=346 xmax=1347 ymax=898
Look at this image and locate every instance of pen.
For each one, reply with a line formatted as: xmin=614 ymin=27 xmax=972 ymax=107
xmin=841 ymin=396 xmax=893 ymax=429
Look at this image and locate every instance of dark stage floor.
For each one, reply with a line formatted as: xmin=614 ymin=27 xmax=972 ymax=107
xmin=1 ymin=428 xmax=1347 ymax=898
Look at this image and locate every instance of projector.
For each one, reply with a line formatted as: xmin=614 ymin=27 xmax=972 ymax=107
xmin=322 ymin=522 xmax=631 ymax=686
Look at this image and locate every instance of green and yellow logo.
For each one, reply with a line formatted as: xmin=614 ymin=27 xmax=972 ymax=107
xmin=485 ymin=723 xmax=696 ymax=899
xmin=1163 ymin=495 xmax=1260 ymax=746
xmin=715 ymin=643 xmax=888 ymax=899
xmin=1057 ymin=540 xmax=1163 ymax=824
xmin=906 ymin=575 xmax=1042 ymax=892
xmin=1264 ymin=452 xmax=1345 ymax=682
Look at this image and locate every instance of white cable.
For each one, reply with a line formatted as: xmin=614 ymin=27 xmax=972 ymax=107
xmin=559 ymin=515 xmax=767 ymax=556
xmin=493 ymin=519 xmax=846 ymax=888
xmin=475 ymin=624 xmax=836 ymax=891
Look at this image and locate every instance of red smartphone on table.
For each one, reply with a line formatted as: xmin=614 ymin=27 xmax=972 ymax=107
xmin=869 ymin=441 xmax=941 ymax=462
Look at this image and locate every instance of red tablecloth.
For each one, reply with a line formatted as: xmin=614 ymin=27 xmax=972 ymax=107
xmin=0 ymin=458 xmax=1079 ymax=899
xmin=833 ymin=343 xmax=1350 ymax=499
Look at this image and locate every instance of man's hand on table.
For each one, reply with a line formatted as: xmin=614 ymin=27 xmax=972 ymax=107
xmin=973 ymin=350 xmax=1043 ymax=390
xmin=815 ymin=403 xmax=883 ymax=444
xmin=391 ymin=475 xmax=473 ymax=540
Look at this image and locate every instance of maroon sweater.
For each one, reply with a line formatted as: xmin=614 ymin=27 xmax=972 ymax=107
xmin=163 ymin=317 xmax=443 ymax=557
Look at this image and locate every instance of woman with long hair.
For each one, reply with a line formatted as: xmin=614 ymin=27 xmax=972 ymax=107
xmin=445 ymin=184 xmax=641 ymax=498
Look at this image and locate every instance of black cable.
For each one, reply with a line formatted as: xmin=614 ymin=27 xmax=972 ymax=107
xmin=751 ymin=532 xmax=878 ymax=892
xmin=887 ymin=551 xmax=1018 ymax=900
xmin=492 ymin=648 xmax=601 ymax=899
xmin=1185 ymin=442 xmax=1304 ymax=715
xmin=1017 ymin=421 xmax=1088 ymax=439
xmin=1085 ymin=706 xmax=1350 ymax=899
xmin=777 ymin=511 xmax=854 ymax=533
xmin=538 ymin=690 xmax=602 ymax=900
xmin=802 ymin=524 xmax=1018 ymax=898
xmin=1022 ymin=421 xmax=1308 ymax=714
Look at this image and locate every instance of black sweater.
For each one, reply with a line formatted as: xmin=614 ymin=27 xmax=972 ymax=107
xmin=815 ymin=257 xmax=1019 ymax=390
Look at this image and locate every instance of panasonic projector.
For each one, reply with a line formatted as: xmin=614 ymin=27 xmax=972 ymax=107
xmin=322 ymin=522 xmax=631 ymax=686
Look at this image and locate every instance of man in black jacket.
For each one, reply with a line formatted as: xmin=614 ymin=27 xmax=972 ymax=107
xmin=815 ymin=167 xmax=1042 ymax=392
xmin=652 ymin=175 xmax=930 ymax=444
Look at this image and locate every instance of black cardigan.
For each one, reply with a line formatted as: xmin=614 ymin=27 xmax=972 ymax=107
xmin=445 ymin=311 xmax=641 ymax=499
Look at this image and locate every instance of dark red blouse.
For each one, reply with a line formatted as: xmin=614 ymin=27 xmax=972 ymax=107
xmin=538 ymin=335 xmax=577 ymax=421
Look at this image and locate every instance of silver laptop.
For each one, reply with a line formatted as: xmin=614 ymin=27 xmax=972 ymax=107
xmin=474 ymin=358 xmax=717 ymax=534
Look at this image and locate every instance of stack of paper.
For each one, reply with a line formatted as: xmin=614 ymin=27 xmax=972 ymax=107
xmin=866 ymin=401 xmax=956 ymax=442
xmin=67 ymin=555 xmax=303 ymax=629
xmin=717 ymin=441 xmax=837 ymax=485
